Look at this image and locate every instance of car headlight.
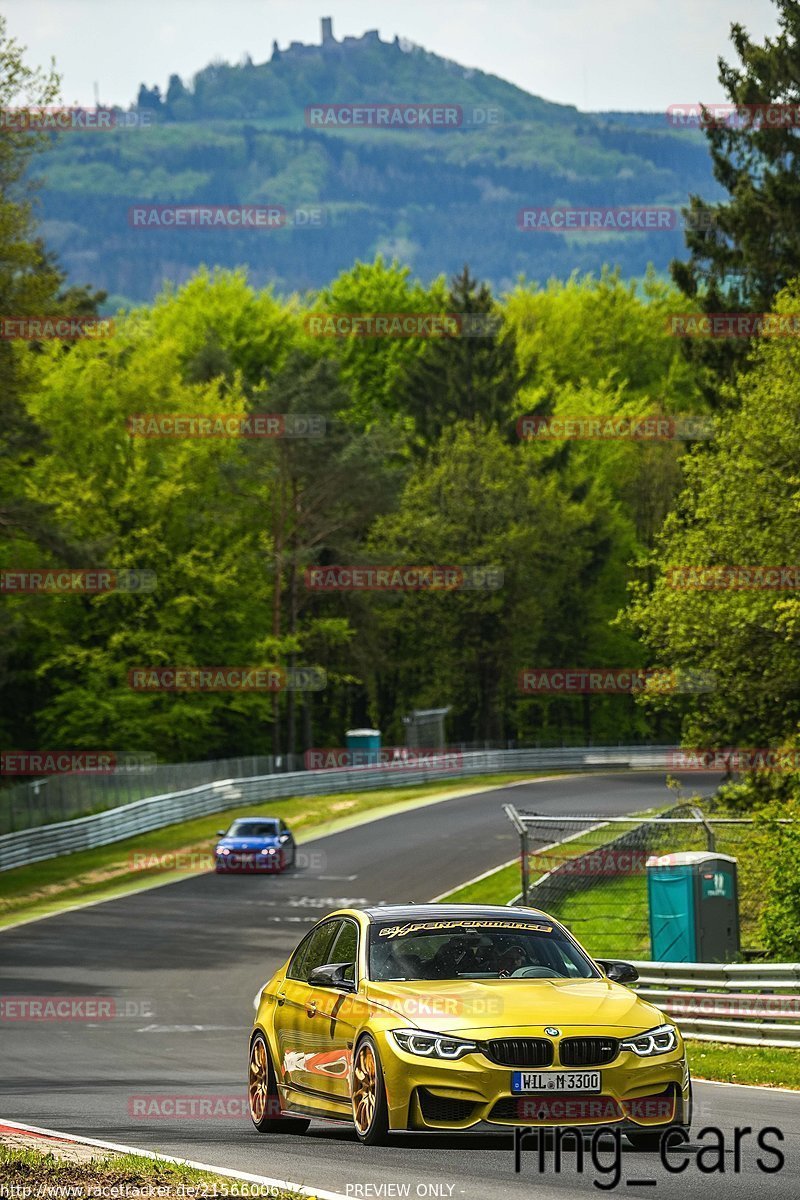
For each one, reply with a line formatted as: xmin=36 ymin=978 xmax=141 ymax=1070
xmin=261 ymin=848 xmax=276 ymax=854
xmin=217 ymin=847 xmax=230 ymax=855
xmin=253 ymin=986 xmax=264 ymax=1011
xmin=390 ymin=1028 xmax=477 ymax=1060
xmin=620 ymin=1023 xmax=678 ymax=1057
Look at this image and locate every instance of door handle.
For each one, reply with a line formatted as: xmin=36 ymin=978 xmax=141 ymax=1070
xmin=277 ymin=995 xmax=285 ymax=1007
xmin=306 ymin=1000 xmax=317 ymax=1017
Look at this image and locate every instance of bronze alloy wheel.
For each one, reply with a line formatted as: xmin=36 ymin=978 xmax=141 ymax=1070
xmin=352 ymin=1040 xmax=377 ymax=1134
xmin=249 ymin=1036 xmax=270 ymax=1124
xmin=351 ymin=1035 xmax=390 ymax=1144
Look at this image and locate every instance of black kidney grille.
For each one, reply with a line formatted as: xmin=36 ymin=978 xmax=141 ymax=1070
xmin=559 ymin=1037 xmax=619 ymax=1066
xmin=483 ymin=1038 xmax=553 ymax=1067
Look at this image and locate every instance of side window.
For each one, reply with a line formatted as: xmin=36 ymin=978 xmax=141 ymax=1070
xmin=329 ymin=920 xmax=359 ymax=983
xmin=287 ymin=921 xmax=339 ymax=981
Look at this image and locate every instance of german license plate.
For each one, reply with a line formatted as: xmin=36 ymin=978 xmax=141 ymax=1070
xmin=511 ymin=1070 xmax=601 ymax=1094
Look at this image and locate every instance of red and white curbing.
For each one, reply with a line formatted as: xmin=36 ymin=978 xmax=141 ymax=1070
xmin=0 ymin=1116 xmax=348 ymax=1199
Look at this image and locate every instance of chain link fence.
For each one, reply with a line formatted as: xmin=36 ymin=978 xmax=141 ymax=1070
xmin=504 ymin=805 xmax=764 ymax=959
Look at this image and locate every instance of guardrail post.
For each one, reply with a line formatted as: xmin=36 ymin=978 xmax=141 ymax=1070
xmin=521 ymin=828 xmax=530 ymax=906
xmin=691 ymin=804 xmax=716 ymax=852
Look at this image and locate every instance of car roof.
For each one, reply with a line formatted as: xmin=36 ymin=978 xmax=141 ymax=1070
xmin=361 ymin=903 xmax=551 ymax=923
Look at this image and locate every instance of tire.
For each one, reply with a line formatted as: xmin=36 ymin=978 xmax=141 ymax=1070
xmin=248 ymin=1032 xmax=309 ymax=1134
xmin=351 ymin=1034 xmax=390 ymax=1145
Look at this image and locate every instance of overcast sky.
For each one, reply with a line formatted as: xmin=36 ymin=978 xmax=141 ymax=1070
xmin=3 ymin=0 xmax=781 ymax=112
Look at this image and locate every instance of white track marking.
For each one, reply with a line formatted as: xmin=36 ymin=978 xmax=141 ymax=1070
xmin=429 ymin=856 xmax=519 ymax=901
xmin=693 ymin=1077 xmax=800 ymax=1095
xmin=0 ymin=1116 xmax=350 ymax=1199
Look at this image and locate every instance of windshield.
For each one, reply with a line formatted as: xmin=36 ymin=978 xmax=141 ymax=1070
xmin=226 ymin=820 xmax=280 ymax=837
xmin=368 ymin=918 xmax=599 ymax=982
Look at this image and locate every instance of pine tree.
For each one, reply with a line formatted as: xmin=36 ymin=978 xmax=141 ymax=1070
xmin=397 ymin=265 xmax=519 ymax=448
xmin=672 ymin=0 xmax=800 ymax=399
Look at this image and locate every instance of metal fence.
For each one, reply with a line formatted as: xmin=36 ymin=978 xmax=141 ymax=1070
xmin=0 ymin=745 xmax=678 ymax=872
xmin=631 ymin=961 xmax=800 ymax=1048
xmin=502 ymin=806 xmax=790 ymax=962
xmin=0 ymin=753 xmax=307 ymax=835
xmin=0 ymin=743 xmax=674 ymax=836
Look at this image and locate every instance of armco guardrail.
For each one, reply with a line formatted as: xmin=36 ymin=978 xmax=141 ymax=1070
xmin=632 ymin=960 xmax=800 ymax=1048
xmin=0 ymin=745 xmax=676 ymax=873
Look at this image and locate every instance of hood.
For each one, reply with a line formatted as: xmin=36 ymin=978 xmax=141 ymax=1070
xmin=364 ymin=976 xmax=666 ymax=1037
xmin=216 ymin=835 xmax=280 ymax=850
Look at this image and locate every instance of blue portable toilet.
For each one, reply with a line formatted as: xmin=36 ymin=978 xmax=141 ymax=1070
xmin=647 ymin=851 xmax=739 ymax=963
xmin=345 ymin=728 xmax=381 ymax=767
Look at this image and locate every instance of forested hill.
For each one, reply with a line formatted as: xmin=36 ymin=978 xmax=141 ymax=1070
xmin=36 ymin=26 xmax=722 ymax=306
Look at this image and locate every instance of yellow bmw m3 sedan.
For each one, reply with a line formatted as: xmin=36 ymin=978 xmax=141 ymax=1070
xmin=248 ymin=904 xmax=692 ymax=1146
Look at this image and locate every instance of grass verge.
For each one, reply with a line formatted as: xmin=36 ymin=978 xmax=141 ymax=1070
xmin=0 ymin=1144 xmax=303 ymax=1197
xmin=445 ymin=859 xmax=520 ymax=905
xmin=687 ymin=1040 xmax=800 ymax=1090
xmin=0 ymin=772 xmax=557 ymax=930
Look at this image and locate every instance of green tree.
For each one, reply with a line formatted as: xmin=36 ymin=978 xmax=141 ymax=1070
xmin=238 ymin=348 xmax=397 ymax=755
xmin=672 ymin=0 xmax=800 ymax=396
xmin=625 ymin=280 xmax=800 ymax=751
xmin=359 ymin=421 xmax=639 ymax=745
xmin=0 ymin=17 xmax=107 ymax=742
xmin=397 ymin=266 xmax=519 ymax=449
xmin=313 ymin=256 xmax=446 ymax=429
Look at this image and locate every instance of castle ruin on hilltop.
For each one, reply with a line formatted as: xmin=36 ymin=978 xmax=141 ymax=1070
xmin=271 ymin=17 xmax=408 ymax=62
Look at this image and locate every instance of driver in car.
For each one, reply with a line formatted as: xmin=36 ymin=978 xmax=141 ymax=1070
xmin=497 ymin=942 xmax=529 ymax=975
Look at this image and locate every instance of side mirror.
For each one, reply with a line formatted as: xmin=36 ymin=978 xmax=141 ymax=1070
xmin=597 ymin=959 xmax=639 ymax=985
xmin=279 ymin=833 xmax=290 ymax=843
xmin=216 ymin=830 xmax=225 ymax=837
xmin=307 ymin=962 xmax=357 ymax=992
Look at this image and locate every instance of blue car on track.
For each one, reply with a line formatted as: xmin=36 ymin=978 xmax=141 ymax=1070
xmin=214 ymin=816 xmax=296 ymax=874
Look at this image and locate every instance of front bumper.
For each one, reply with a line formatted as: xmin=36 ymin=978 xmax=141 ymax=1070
xmin=215 ymin=851 xmax=284 ymax=873
xmin=376 ymin=1032 xmax=690 ymax=1132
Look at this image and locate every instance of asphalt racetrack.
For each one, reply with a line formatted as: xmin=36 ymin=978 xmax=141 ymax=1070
xmin=1 ymin=771 xmax=798 ymax=1198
